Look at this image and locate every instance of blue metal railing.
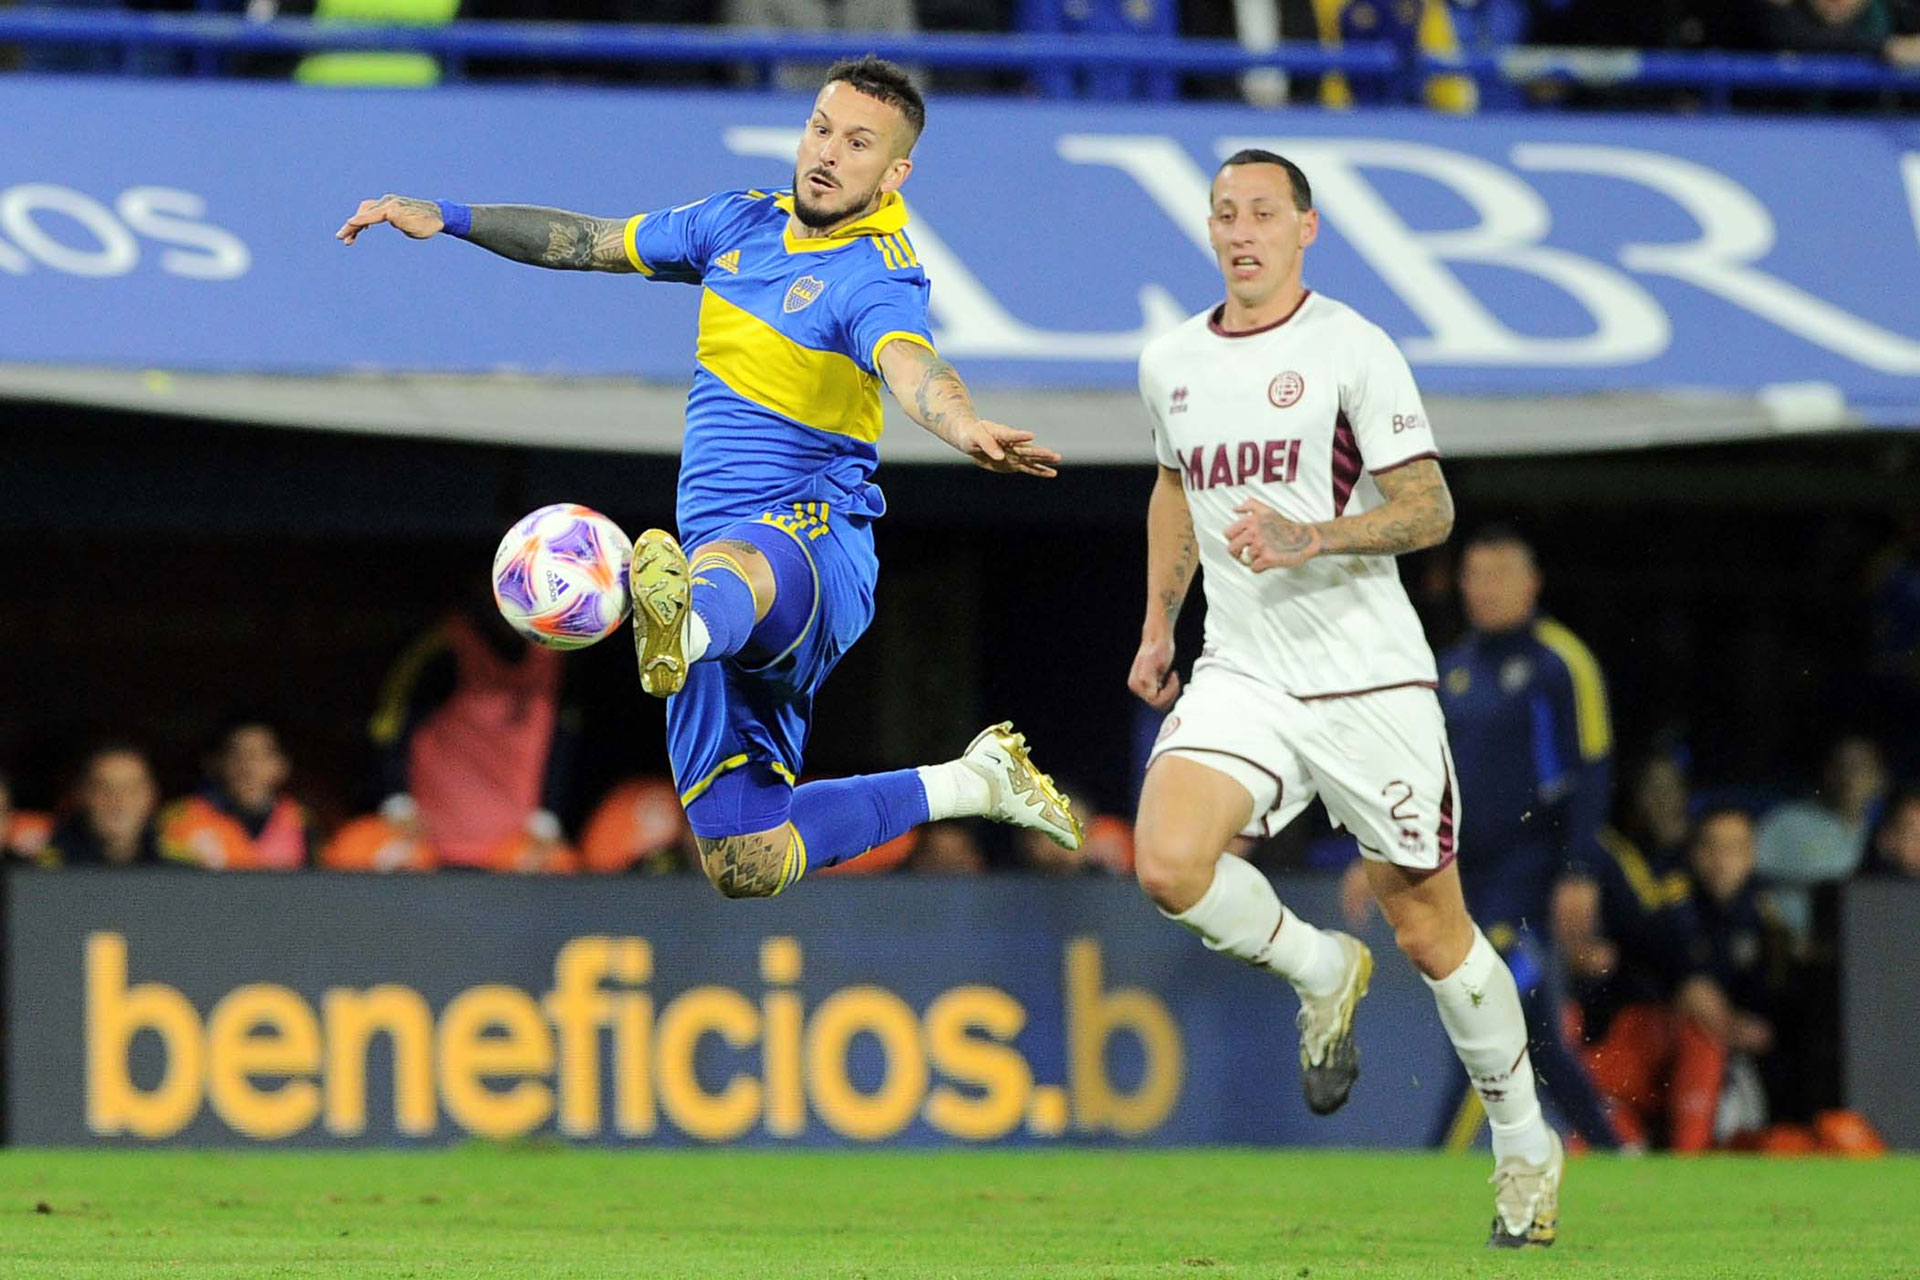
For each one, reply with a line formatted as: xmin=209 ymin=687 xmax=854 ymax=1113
xmin=2 ymin=11 xmax=1918 ymax=107
xmin=0 ymin=12 xmax=1398 ymax=77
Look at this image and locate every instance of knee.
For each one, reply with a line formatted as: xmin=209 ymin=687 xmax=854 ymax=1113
xmin=689 ymin=537 xmax=778 ymax=612
xmin=1390 ymin=915 xmax=1457 ymax=980
xmin=1132 ymin=828 xmax=1217 ymax=913
xmin=696 ymin=833 xmax=788 ymax=899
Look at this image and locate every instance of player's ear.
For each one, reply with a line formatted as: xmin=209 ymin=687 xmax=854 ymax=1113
xmin=1298 ymin=207 xmax=1320 ymax=249
xmin=879 ymin=153 xmax=913 ymax=196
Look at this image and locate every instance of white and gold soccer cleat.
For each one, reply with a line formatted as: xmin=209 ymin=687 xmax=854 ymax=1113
xmin=1295 ymin=931 xmax=1373 ymax=1116
xmin=1488 ymin=1128 xmax=1563 ymax=1249
xmin=629 ymin=529 xmax=691 ymax=699
xmin=961 ymin=721 xmax=1084 ymax=850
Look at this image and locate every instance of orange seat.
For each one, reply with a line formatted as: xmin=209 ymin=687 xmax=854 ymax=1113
xmin=158 ymin=797 xmax=265 ymax=871
xmin=1815 ymin=1110 xmax=1887 ymax=1157
xmin=319 ymin=815 xmax=439 ymax=872
xmin=4 ymin=811 xmax=53 ymax=858
xmin=580 ymin=777 xmax=689 ymax=873
xmin=482 ymin=830 xmax=581 ymax=874
xmin=1083 ymin=815 xmax=1135 ymax=875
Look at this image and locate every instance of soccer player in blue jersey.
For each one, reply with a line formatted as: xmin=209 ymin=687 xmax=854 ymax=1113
xmin=339 ymin=56 xmax=1083 ymax=897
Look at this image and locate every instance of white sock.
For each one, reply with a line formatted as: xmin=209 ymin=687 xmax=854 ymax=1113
xmin=1162 ymin=855 xmax=1344 ymax=998
xmin=1424 ymin=926 xmax=1553 ymax=1166
xmin=684 ymin=611 xmax=712 ymax=665
xmin=917 ymin=759 xmax=992 ymax=821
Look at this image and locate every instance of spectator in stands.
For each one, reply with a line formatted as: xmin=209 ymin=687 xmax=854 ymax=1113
xmin=367 ymin=589 xmax=576 ymax=872
xmin=1021 ymin=0 xmax=1176 ymax=100
xmin=248 ymin=0 xmax=464 ymax=87
xmin=723 ymin=0 xmax=917 ymax=92
xmin=1754 ymin=734 xmax=1887 ymax=944
xmin=1865 ymin=789 xmax=1920 ymax=877
xmin=158 ymin=718 xmax=315 ymax=871
xmin=1577 ymin=810 xmax=1727 ymax=1151
xmin=1686 ymin=806 xmax=1797 ymax=1140
xmin=39 ymin=744 xmax=162 ymax=867
xmin=1748 ymin=0 xmax=1920 ymax=64
xmin=1253 ymin=0 xmax=1479 ymax=111
xmin=906 ymin=820 xmax=987 ymax=874
xmin=1620 ymin=748 xmax=1694 ymax=868
xmin=1 ymin=769 xmax=54 ymax=862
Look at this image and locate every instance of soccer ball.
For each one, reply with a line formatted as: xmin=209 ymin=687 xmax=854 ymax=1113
xmin=491 ymin=503 xmax=633 ymax=650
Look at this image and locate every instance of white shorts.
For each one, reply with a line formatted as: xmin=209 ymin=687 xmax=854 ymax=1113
xmin=1148 ymin=660 xmax=1460 ymax=870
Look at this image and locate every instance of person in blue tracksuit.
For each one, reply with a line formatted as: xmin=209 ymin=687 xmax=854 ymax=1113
xmin=1350 ymin=524 xmax=1622 ymax=1149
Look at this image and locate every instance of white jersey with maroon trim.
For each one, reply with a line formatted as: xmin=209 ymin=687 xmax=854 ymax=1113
xmin=1138 ymin=290 xmax=1440 ymax=698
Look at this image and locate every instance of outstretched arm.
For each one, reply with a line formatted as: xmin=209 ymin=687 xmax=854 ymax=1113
xmin=337 ymin=195 xmax=636 ymax=273
xmin=876 ymin=339 xmax=1060 ymax=477
xmin=1128 ymin=465 xmax=1197 ymax=710
xmin=1224 ymin=457 xmax=1454 ymax=572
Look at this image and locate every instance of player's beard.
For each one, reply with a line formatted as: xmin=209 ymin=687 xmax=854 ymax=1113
xmin=791 ymin=166 xmax=877 ymax=229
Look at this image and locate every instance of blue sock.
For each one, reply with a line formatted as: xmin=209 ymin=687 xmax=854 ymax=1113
xmin=687 ymin=550 xmax=759 ymax=661
xmin=743 ymin=530 xmax=816 ymax=664
xmin=790 ymin=771 xmax=930 ymax=873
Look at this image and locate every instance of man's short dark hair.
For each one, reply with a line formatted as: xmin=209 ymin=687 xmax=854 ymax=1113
xmin=1463 ymin=522 xmax=1535 ymax=559
xmin=1217 ymin=149 xmax=1312 ymax=212
xmin=824 ymin=55 xmax=925 ymax=148
xmin=81 ymin=739 xmax=153 ymax=779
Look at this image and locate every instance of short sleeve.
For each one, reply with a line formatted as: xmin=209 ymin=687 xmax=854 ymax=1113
xmin=1341 ymin=322 xmax=1438 ymax=474
xmin=844 ymin=273 xmax=934 ymax=375
xmin=623 ymin=195 xmax=724 ymax=284
xmin=1138 ymin=354 xmax=1180 ymax=470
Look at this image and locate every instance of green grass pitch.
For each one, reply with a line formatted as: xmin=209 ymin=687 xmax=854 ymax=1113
xmin=2 ymin=1148 xmax=1915 ymax=1278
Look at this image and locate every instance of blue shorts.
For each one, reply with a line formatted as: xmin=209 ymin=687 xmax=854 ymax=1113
xmin=666 ymin=500 xmax=877 ymax=833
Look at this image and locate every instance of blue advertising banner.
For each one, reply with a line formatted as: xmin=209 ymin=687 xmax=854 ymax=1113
xmin=4 ymin=870 xmax=1466 ymax=1149
xmin=4 ymin=78 xmax=1920 ymax=424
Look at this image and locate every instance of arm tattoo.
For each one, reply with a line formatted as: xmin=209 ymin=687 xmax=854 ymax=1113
xmin=890 ymin=345 xmax=976 ymax=445
xmin=464 ymin=204 xmax=635 ymax=272
xmin=1160 ymin=514 xmax=1198 ymax=625
xmin=1315 ymin=458 xmax=1455 ymax=557
xmin=696 ymin=831 xmax=793 ymax=899
xmin=1148 ymin=466 xmax=1196 ymax=628
xmin=1258 ymin=516 xmax=1319 ymax=556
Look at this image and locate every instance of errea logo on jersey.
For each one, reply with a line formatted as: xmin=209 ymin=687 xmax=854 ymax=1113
xmin=1169 ymin=386 xmax=1189 ymax=415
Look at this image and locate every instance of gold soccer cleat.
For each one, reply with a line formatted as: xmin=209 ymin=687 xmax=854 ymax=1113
xmin=629 ymin=529 xmax=691 ymax=698
xmin=1488 ymin=1128 xmax=1563 ymax=1249
xmin=961 ymin=721 xmax=1085 ymax=850
xmin=1295 ymin=931 xmax=1373 ymax=1116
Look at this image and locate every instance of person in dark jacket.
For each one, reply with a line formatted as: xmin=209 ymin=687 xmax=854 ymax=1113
xmin=40 ymin=743 xmax=162 ymax=867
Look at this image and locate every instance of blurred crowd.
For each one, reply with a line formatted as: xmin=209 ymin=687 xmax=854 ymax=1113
xmin=10 ymin=0 xmax=1920 ymax=102
xmin=0 ymin=592 xmax=1139 ymax=878
xmin=2 ymin=524 xmax=1914 ymax=1159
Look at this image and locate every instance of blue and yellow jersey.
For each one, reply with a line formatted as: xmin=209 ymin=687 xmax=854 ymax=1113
xmin=1440 ymin=616 xmax=1614 ymax=932
xmin=623 ymin=187 xmax=935 ymax=544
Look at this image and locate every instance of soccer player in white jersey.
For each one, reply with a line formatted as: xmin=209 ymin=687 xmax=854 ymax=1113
xmin=1128 ymin=149 xmax=1563 ymax=1249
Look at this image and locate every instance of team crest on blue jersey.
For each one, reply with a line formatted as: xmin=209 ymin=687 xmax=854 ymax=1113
xmin=784 ymin=275 xmax=827 ymax=314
